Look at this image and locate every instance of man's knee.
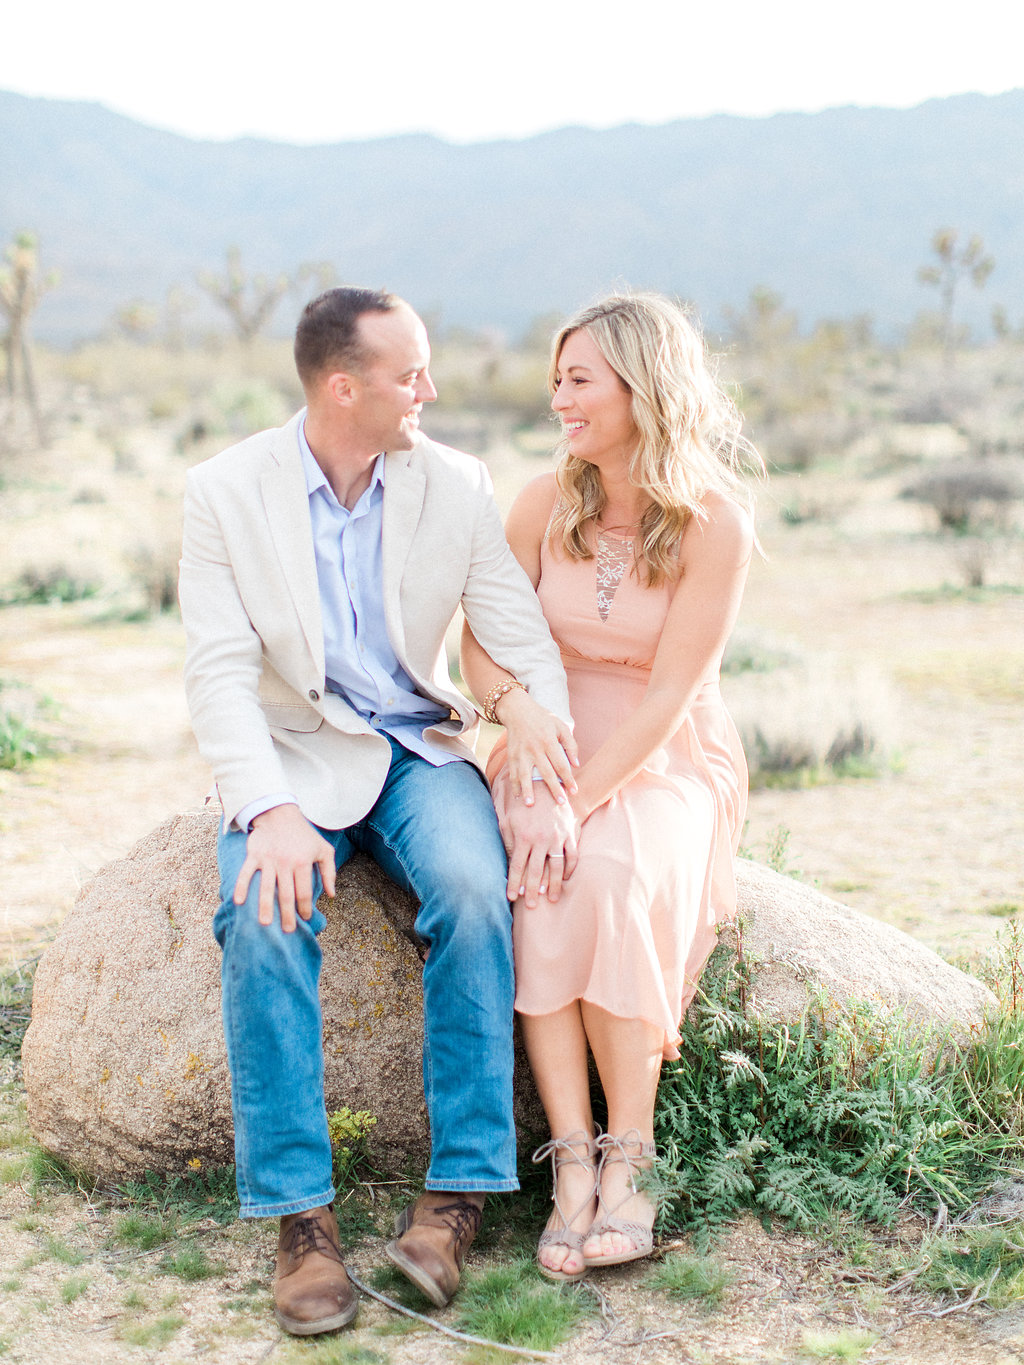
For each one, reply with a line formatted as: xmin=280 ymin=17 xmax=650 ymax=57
xmin=214 ymin=880 xmax=326 ymax=959
xmin=417 ymin=862 xmax=512 ymax=962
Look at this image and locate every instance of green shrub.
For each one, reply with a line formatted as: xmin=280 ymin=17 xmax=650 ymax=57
xmin=114 ymin=1163 xmax=238 ymax=1225
xmin=0 ymin=959 xmax=34 ymax=1060
xmin=911 ymin=1226 xmax=1024 ymax=1309
xmin=26 ymin=1145 xmax=93 ymax=1197
xmin=722 ymin=632 xmax=802 ymax=676
xmin=0 ymin=714 xmax=47 ymax=770
xmin=112 ymin=1211 xmax=179 ymax=1251
xmin=801 ymin=1327 xmax=877 ymax=1360
xmin=59 ymin=1275 xmax=90 ymax=1304
xmin=724 ymin=647 xmax=899 ymax=789
xmin=4 ymin=565 xmax=99 ymax=606
xmin=654 ymin=943 xmax=1024 ymax=1249
xmin=901 ymin=457 xmax=1024 ymax=533
xmin=124 ymin=543 xmax=179 ymax=615
xmin=326 ymin=1106 xmax=377 ymax=1190
xmin=0 ymin=681 xmax=56 ymax=771
xmin=116 ymin=1314 xmax=184 ymax=1348
xmin=201 ymin=379 xmax=291 ymax=439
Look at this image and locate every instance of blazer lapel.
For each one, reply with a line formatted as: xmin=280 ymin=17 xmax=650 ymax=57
xmin=381 ymin=448 xmax=425 ymax=663
xmin=261 ymin=417 xmax=325 ymax=677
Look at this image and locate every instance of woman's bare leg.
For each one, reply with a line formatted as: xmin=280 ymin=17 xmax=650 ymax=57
xmin=579 ymin=1003 xmax=663 ymax=1262
xmin=520 ymin=1004 xmax=598 ymax=1276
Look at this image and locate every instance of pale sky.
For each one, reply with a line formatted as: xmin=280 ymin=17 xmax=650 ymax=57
xmin=3 ymin=0 xmax=1023 ymax=144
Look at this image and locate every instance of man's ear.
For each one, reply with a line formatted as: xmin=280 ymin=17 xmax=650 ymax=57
xmin=325 ymin=369 xmax=359 ymax=406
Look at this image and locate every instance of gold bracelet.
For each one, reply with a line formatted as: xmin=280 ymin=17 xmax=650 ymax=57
xmin=482 ymin=678 xmax=527 ymax=725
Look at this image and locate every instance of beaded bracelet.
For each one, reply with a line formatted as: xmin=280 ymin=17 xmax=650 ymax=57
xmin=482 ymin=678 xmax=527 ymax=725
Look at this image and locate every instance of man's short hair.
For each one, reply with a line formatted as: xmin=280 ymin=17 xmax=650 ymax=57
xmin=294 ymin=287 xmax=402 ymax=386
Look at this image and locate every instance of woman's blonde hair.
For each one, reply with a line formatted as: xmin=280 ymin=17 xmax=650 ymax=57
xmin=548 ymin=292 xmax=762 ymax=585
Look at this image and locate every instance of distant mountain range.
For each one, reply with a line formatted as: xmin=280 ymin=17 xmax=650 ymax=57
xmin=2 ymin=88 xmax=1023 ymax=343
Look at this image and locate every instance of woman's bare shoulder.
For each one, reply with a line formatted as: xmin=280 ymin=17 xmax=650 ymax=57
xmin=699 ymin=489 xmax=753 ymax=537
xmin=507 ymin=471 xmax=560 ymax=535
xmin=681 ymin=490 xmax=755 ymax=566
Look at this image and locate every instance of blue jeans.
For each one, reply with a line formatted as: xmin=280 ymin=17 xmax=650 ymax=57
xmin=213 ymin=737 xmax=517 ymax=1218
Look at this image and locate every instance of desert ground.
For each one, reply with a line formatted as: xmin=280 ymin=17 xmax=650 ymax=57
xmin=1 ymin=357 xmax=1023 ymax=1362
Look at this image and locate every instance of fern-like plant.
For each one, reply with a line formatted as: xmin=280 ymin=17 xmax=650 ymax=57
xmin=654 ymin=946 xmax=1024 ymax=1249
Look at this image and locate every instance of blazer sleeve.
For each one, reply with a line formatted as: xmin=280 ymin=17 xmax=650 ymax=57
xmin=459 ymin=466 xmax=572 ymax=724
xmin=178 ymin=467 xmax=293 ymax=828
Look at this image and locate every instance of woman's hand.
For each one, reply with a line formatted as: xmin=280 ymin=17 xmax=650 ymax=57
xmin=502 ymin=785 xmax=581 ymax=907
xmin=493 ymin=686 xmax=579 ymax=805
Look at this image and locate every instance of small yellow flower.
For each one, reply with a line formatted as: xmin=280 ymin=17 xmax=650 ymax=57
xmin=187 ymin=1157 xmax=202 ymax=1172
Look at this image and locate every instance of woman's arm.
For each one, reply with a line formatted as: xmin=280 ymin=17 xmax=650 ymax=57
xmin=460 ymin=473 xmax=579 ymax=803
xmin=568 ymin=493 xmax=754 ymax=826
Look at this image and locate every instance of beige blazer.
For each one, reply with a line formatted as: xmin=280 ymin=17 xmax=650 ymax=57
xmin=179 ymin=411 xmax=570 ymax=831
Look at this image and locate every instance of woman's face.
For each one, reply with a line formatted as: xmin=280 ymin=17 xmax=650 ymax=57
xmin=551 ymin=328 xmax=637 ymax=469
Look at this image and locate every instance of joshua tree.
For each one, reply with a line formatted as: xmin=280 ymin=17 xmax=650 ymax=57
xmin=197 ymin=248 xmax=335 ymax=344
xmin=723 ymin=286 xmax=799 ymax=353
xmin=113 ymin=299 xmax=159 ymax=342
xmin=917 ymin=229 xmax=994 ymax=361
xmin=0 ymin=231 xmax=57 ymax=438
xmin=992 ymin=305 xmax=1024 ymax=344
xmin=163 ymin=285 xmax=197 ymax=351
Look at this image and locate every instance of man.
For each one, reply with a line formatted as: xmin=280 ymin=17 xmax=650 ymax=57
xmin=178 ymin=287 xmax=577 ymax=1336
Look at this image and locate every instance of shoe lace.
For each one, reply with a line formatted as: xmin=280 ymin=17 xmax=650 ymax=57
xmin=431 ymin=1199 xmax=483 ymax=1246
xmin=282 ymin=1214 xmax=344 ymax=1265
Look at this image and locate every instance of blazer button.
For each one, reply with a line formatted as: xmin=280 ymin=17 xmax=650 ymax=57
xmin=308 ymin=689 xmax=320 ymax=702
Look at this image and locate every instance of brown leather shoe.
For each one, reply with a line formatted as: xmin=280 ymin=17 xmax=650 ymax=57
xmin=274 ymin=1205 xmax=358 ymax=1335
xmin=385 ymin=1193 xmax=483 ymax=1308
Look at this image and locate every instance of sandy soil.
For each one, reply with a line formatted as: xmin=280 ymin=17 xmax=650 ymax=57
xmin=0 ymin=606 xmax=210 ymax=958
xmin=737 ymin=514 xmax=1024 ymax=961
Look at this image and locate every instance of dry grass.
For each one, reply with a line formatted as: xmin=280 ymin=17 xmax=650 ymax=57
xmin=724 ymin=641 xmax=901 ymax=787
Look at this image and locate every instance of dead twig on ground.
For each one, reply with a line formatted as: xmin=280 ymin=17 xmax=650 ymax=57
xmin=577 ymin=1278 xmax=688 ymax=1351
xmin=579 ymin=1278 xmax=621 ymax=1342
xmin=884 ymin=1262 xmax=932 ymax=1294
xmin=345 ymin=1264 xmax=558 ymax=1360
xmin=907 ymin=1276 xmax=993 ymax=1318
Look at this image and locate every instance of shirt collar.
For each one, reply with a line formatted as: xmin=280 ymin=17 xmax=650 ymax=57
xmin=298 ymin=413 xmax=386 ymax=505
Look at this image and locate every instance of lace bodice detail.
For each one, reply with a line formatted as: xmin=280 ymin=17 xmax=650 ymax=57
xmin=595 ymin=533 xmax=632 ymax=622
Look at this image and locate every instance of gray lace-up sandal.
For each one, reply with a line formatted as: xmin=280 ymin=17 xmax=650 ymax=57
xmin=583 ymin=1129 xmax=657 ymax=1267
xmin=530 ymin=1130 xmax=600 ymax=1282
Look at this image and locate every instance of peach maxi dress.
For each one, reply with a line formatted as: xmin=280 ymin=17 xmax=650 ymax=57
xmin=488 ymin=526 xmax=748 ymax=1060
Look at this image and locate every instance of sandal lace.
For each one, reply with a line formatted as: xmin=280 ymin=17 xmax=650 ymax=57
xmin=590 ymin=1129 xmax=657 ymax=1242
xmin=532 ymin=1130 xmax=599 ymax=1248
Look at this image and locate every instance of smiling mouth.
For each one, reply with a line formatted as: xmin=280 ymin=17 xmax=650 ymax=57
xmin=563 ymin=421 xmax=586 ymax=435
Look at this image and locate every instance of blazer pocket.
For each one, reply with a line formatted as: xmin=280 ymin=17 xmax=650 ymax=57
xmin=263 ymin=702 xmax=324 ymax=733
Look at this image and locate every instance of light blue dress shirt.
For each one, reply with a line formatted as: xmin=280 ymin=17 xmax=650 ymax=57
xmin=235 ymin=420 xmax=459 ymax=832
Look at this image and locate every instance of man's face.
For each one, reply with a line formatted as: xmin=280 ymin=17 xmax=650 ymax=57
xmin=349 ymin=305 xmax=438 ymax=453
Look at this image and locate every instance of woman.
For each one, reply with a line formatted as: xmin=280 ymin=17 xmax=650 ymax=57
xmin=462 ymin=292 xmax=760 ymax=1280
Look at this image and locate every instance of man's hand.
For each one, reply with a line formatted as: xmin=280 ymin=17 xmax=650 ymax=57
xmin=501 ymin=785 xmax=579 ymax=908
xmin=233 ymin=804 xmax=336 ymax=933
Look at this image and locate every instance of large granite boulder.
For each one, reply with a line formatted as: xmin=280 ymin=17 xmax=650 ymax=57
xmin=22 ymin=810 xmax=994 ymax=1184
xmin=724 ymin=858 xmax=995 ymax=1032
xmin=23 ymin=808 xmax=441 ymax=1184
